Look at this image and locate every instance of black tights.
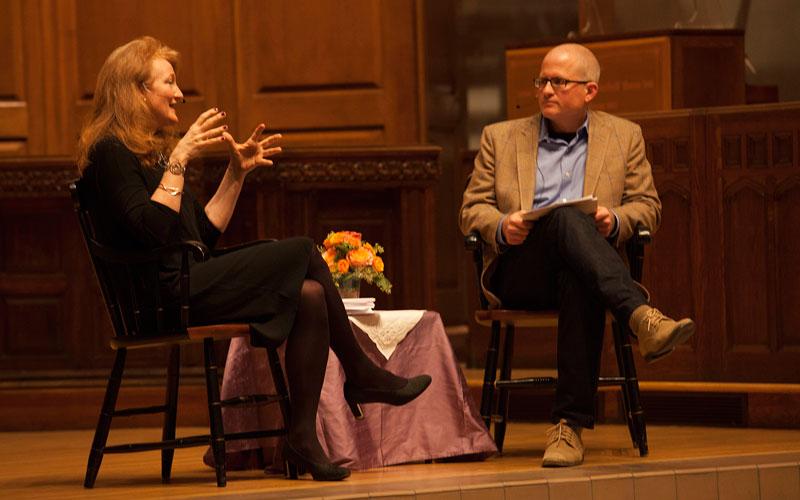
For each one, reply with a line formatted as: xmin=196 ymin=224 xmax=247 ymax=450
xmin=283 ymin=251 xmax=404 ymax=462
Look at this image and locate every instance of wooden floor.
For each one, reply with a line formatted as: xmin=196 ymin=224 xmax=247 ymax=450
xmin=3 ymin=423 xmax=800 ymax=499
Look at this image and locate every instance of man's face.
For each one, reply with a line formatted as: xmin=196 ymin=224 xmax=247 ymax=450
xmin=536 ymin=51 xmax=595 ymax=131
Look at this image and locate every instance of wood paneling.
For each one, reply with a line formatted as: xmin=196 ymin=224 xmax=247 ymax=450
xmin=707 ymin=105 xmax=800 ymax=381
xmin=65 ymin=0 xmax=232 ymax=152
xmin=0 ymin=194 xmax=84 ymax=369
xmin=0 ymin=0 xmax=423 ymax=157
xmin=234 ymin=0 xmax=422 ymax=146
xmin=628 ymin=103 xmax=800 ymax=382
xmin=0 ymin=0 xmax=30 ymax=155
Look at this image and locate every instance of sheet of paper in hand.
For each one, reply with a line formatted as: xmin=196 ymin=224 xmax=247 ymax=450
xmin=521 ymin=195 xmax=598 ymax=221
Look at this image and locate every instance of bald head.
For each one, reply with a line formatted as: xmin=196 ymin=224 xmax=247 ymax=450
xmin=543 ymin=44 xmax=601 ymax=83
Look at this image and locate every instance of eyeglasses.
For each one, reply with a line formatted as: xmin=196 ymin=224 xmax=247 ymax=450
xmin=534 ymin=77 xmax=590 ymax=90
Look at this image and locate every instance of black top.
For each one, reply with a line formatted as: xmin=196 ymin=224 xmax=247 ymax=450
xmin=82 ymin=137 xmax=220 ymax=292
xmin=82 ymin=137 xmax=316 ymax=345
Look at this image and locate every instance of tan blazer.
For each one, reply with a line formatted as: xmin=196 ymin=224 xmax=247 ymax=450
xmin=460 ymin=110 xmax=661 ymax=307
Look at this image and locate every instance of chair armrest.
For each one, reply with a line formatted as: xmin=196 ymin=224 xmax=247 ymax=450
xmin=465 ymin=231 xmax=490 ymax=309
xmin=465 ymin=232 xmax=482 ymax=252
xmin=88 ymin=239 xmax=209 ymax=264
xmin=626 ymin=224 xmax=651 ymax=283
xmin=632 ymin=225 xmax=652 ymax=246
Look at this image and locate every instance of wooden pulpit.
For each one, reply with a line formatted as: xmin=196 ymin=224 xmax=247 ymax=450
xmin=506 ymin=30 xmax=745 ymax=119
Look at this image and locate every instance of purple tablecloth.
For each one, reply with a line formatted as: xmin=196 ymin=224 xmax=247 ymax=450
xmin=204 ymin=311 xmax=496 ymax=471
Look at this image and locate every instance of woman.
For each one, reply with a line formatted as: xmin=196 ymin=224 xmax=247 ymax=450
xmin=76 ymin=36 xmax=430 ymax=482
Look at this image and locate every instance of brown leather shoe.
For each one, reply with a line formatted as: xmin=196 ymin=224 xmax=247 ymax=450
xmin=542 ymin=419 xmax=584 ymax=467
xmin=630 ymin=305 xmax=695 ymax=363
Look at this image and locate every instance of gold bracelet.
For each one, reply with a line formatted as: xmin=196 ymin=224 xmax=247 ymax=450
xmin=158 ymin=183 xmax=183 ymax=196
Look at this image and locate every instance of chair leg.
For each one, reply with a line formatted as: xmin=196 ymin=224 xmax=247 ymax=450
xmin=161 ymin=344 xmax=180 ymax=483
xmin=495 ymin=323 xmax=515 ymax=453
xmin=612 ymin=321 xmax=637 ymax=446
xmin=84 ymin=348 xmax=127 ymax=488
xmin=480 ymin=321 xmax=502 ymax=433
xmin=203 ymin=338 xmax=227 ymax=487
xmin=265 ymin=345 xmax=295 ymax=478
xmin=614 ymin=320 xmax=648 ymax=456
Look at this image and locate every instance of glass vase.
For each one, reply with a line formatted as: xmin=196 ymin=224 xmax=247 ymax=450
xmin=338 ymin=276 xmax=361 ymax=299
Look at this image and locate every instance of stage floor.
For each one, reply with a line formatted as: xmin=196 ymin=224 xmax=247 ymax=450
xmin=2 ymin=423 xmax=800 ymax=499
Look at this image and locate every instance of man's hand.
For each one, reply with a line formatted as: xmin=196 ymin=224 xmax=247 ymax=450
xmin=502 ymin=210 xmax=533 ymax=245
xmin=594 ymin=205 xmax=616 ymax=237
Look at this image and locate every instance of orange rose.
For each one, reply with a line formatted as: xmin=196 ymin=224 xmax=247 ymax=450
xmin=336 ymin=259 xmax=350 ymax=273
xmin=324 ymin=232 xmax=345 ymax=249
xmin=322 ymin=248 xmax=337 ymax=271
xmin=372 ymin=256 xmax=384 ymax=273
xmin=342 ymin=231 xmax=362 ymax=247
xmin=347 ymin=247 xmax=373 ymax=267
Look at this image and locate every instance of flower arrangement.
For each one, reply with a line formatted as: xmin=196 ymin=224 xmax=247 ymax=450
xmin=320 ymin=230 xmax=392 ymax=295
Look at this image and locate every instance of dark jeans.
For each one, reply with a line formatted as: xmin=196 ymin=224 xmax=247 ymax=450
xmin=491 ymin=207 xmax=646 ymax=428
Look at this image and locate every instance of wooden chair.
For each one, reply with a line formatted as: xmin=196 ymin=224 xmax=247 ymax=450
xmin=70 ymin=180 xmax=292 ymax=488
xmin=465 ymin=225 xmax=651 ymax=457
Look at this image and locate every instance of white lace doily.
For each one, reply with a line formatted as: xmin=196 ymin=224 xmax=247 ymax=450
xmin=349 ymin=310 xmax=425 ymax=359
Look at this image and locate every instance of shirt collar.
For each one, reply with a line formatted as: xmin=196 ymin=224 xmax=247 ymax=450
xmin=539 ymin=114 xmax=589 ymax=144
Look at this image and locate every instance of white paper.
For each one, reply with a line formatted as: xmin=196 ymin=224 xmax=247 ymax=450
xmin=521 ymin=195 xmax=598 ymax=221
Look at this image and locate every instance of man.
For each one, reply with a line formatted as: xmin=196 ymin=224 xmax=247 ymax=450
xmin=459 ymin=43 xmax=695 ymax=467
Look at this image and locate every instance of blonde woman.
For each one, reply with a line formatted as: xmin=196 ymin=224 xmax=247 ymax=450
xmin=77 ymin=36 xmax=430 ymax=481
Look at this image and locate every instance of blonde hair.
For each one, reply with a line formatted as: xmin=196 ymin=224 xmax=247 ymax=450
xmin=77 ymin=36 xmax=179 ymax=172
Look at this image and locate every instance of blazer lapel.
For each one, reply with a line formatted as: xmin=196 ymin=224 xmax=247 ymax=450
xmin=584 ymin=110 xmax=610 ymax=196
xmin=516 ymin=115 xmax=539 ymax=210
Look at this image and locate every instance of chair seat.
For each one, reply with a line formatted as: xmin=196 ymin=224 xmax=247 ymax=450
xmin=188 ymin=324 xmax=251 ymax=341
xmin=475 ymin=309 xmax=613 ymax=328
xmin=109 ymin=324 xmax=252 ymax=350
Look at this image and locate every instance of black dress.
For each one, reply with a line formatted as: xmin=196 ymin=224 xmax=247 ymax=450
xmin=82 ymin=137 xmax=313 ymax=346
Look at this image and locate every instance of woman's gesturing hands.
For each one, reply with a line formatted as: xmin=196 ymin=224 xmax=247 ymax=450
xmin=170 ymin=107 xmax=227 ymax=166
xmin=222 ymin=123 xmax=282 ymax=178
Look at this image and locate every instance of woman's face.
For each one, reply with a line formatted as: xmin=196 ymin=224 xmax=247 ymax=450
xmin=144 ymin=57 xmax=183 ymax=128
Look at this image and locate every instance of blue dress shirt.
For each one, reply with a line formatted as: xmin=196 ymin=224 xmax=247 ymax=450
xmin=496 ymin=115 xmax=618 ymax=246
xmin=533 ymin=116 xmax=588 ymax=208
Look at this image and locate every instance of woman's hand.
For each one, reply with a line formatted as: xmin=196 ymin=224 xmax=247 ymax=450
xmin=170 ymin=107 xmax=227 ymax=166
xmin=222 ymin=123 xmax=282 ymax=178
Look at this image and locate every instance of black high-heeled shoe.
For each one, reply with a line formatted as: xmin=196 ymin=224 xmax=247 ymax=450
xmin=343 ymin=374 xmax=432 ymax=419
xmin=282 ymin=439 xmax=350 ymax=481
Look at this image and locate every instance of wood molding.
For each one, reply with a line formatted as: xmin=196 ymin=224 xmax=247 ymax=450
xmin=0 ymin=159 xmax=78 ymax=197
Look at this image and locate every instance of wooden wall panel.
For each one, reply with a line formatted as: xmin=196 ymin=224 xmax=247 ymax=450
xmin=65 ymin=0 xmax=232 ymax=153
xmin=0 ymin=0 xmax=31 ymax=155
xmin=724 ymin=182 xmax=771 ymax=351
xmin=0 ymin=0 xmax=422 ymax=157
xmin=775 ymin=181 xmax=800 ymax=350
xmin=234 ymin=0 xmax=422 ymax=146
xmin=617 ymin=112 xmax=706 ymax=380
xmin=0 ymin=197 xmax=78 ymax=369
xmin=709 ymin=105 xmax=800 ymax=381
